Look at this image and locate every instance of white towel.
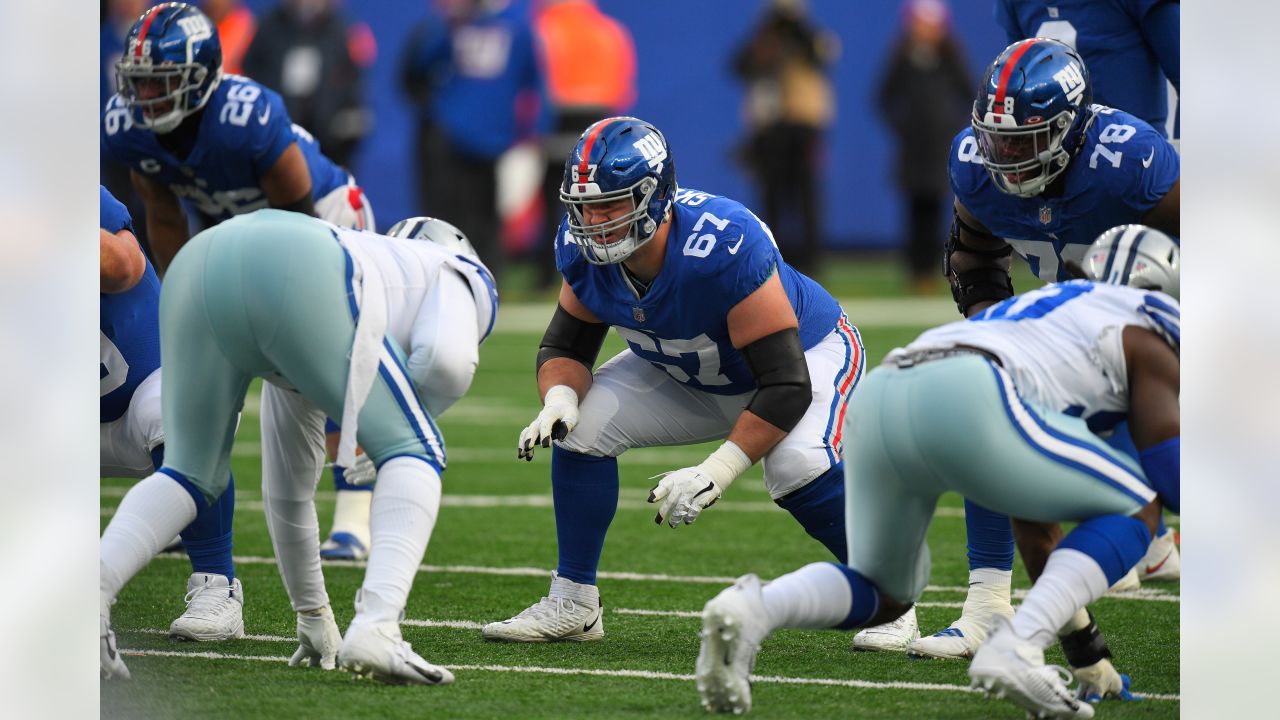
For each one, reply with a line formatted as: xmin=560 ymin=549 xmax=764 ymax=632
xmin=336 ymin=247 xmax=388 ymax=469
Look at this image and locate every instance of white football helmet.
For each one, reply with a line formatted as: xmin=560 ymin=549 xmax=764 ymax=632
xmin=386 ymin=216 xmax=478 ymax=258
xmin=1082 ymin=224 xmax=1179 ymax=300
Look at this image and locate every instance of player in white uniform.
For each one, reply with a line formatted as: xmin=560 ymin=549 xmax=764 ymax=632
xmin=694 ymin=238 xmax=1179 ymax=718
xmin=100 ymin=210 xmax=497 ymax=683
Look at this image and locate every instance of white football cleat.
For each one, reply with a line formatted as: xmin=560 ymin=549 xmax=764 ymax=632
xmin=338 ymin=621 xmax=454 ymax=685
xmin=969 ymin=616 xmax=1094 ymax=719
xmin=168 ymin=573 xmax=245 ymax=641
xmin=908 ymin=606 xmax=1014 ymax=660
xmin=1106 ymin=567 xmax=1140 ymax=593
xmin=101 ymin=600 xmax=131 ymax=680
xmin=482 ymin=572 xmax=603 ymax=642
xmin=1138 ymin=528 xmax=1180 ymax=582
xmin=851 ymin=606 xmax=919 ymax=652
xmin=697 ymin=574 xmax=772 ymax=715
xmin=289 ymin=605 xmax=343 ymax=670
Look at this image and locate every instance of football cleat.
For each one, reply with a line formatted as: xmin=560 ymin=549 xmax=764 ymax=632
xmin=101 ymin=600 xmax=131 ymax=680
xmin=851 ymin=606 xmax=920 ymax=652
xmin=908 ymin=598 xmax=1014 ymax=660
xmin=969 ymin=616 xmax=1094 ymax=719
xmin=697 ymin=574 xmax=772 ymax=715
xmin=168 ymin=573 xmax=246 ymax=641
xmin=1107 ymin=567 xmax=1140 ymax=593
xmin=320 ymin=531 xmax=368 ymax=561
xmin=339 ymin=621 xmax=454 ymax=686
xmin=1138 ymin=528 xmax=1180 ymax=582
xmin=482 ymin=572 xmax=604 ymax=642
xmin=289 ymin=605 xmax=343 ymax=670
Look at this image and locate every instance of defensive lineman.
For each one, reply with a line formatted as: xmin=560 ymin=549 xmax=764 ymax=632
xmin=100 ymin=210 xmax=498 ymax=683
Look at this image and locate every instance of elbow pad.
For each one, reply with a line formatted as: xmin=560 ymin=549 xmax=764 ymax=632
xmin=536 ymin=304 xmax=609 ymax=373
xmin=741 ymin=328 xmax=811 ymax=433
xmin=1139 ymin=436 xmax=1179 ymax=514
xmin=945 ymin=210 xmax=1014 ymax=316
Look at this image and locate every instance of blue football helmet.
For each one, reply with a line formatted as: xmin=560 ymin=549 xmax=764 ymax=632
xmin=972 ymin=38 xmax=1093 ymax=197
xmin=1082 ymin=224 xmax=1180 ymax=300
xmin=115 ymin=3 xmax=223 ymax=134
xmin=559 ymin=117 xmax=677 ymax=265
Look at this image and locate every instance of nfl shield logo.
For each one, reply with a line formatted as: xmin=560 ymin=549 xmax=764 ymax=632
xmin=1039 ymin=207 xmax=1053 ymax=225
xmin=632 ymin=307 xmax=645 ymax=323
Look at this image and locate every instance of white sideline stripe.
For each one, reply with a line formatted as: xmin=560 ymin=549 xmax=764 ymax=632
xmin=116 ymin=647 xmax=1179 ymax=702
xmin=404 ymin=618 xmax=486 ymax=630
xmin=147 ymin=553 xmax=1178 ymax=602
xmin=138 ymin=628 xmax=294 ymax=643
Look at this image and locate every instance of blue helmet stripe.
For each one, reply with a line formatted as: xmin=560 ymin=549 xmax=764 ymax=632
xmin=1117 ymin=227 xmax=1146 ymax=285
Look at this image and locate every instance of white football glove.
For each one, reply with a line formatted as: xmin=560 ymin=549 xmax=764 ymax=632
xmin=1072 ymin=658 xmax=1129 ymax=701
xmin=289 ymin=605 xmax=342 ymax=670
xmin=330 ymin=450 xmax=376 ymax=486
xmin=648 ymin=442 xmax=752 ymax=528
xmin=517 ymin=385 xmax=579 ymax=461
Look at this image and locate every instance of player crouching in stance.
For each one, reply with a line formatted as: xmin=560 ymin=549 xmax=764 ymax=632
xmin=99 ymin=210 xmax=497 ymax=684
xmin=482 ymin=117 xmax=883 ymax=643
xmin=695 ymin=233 xmax=1179 ymax=718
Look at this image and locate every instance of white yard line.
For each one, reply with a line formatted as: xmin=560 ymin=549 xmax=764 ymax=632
xmin=142 ymin=553 xmax=1178 ymax=602
xmin=116 ymin=645 xmax=1179 ymax=702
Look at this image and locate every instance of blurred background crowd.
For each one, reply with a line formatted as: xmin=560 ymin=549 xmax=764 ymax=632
xmin=100 ymin=0 xmax=1178 ymax=296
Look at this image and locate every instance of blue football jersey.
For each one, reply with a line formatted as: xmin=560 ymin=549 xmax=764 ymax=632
xmin=555 ymin=189 xmax=841 ymax=396
xmin=995 ymin=0 xmax=1175 ymax=137
xmin=101 ymin=74 xmax=349 ymax=228
xmin=950 ymin=104 xmax=1178 ymax=283
xmin=100 ymin=185 xmax=162 ymax=423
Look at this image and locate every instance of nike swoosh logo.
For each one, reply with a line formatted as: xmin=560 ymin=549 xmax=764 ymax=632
xmin=727 ymin=235 xmax=744 ymax=254
xmin=1142 ymin=148 xmax=1155 ymax=168
xmin=257 ymin=107 xmax=271 ymax=125
xmin=583 ymin=611 xmax=600 ymax=633
xmin=1145 ymin=551 xmax=1173 ymax=575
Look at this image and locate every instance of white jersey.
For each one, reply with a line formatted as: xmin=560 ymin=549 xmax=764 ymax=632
xmin=886 ymin=281 xmax=1179 ymax=431
xmin=335 ymin=225 xmax=499 ymax=351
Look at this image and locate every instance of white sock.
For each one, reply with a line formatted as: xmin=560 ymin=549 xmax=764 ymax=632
xmin=263 ymin=492 xmax=328 ymax=612
xmin=101 ymin=473 xmax=198 ymax=606
xmin=1058 ymin=607 xmax=1092 ymax=636
xmin=330 ymin=489 xmax=373 ymax=545
xmin=1011 ymin=549 xmax=1108 ymax=649
xmin=353 ymin=457 xmax=441 ymax=625
xmin=761 ymin=562 xmax=854 ymax=630
xmin=960 ymin=567 xmax=1013 ymax=620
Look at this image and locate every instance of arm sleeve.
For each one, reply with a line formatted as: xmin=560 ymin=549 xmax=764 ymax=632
xmin=1121 ymin=127 xmax=1179 ymax=216
xmin=715 ymin=217 xmax=779 ymax=316
xmin=246 ymin=90 xmax=297 ymax=177
xmin=1139 ymin=2 xmax=1180 ymax=92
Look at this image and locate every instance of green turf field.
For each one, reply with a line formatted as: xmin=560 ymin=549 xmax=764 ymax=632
xmin=101 ymin=293 xmax=1179 ymax=719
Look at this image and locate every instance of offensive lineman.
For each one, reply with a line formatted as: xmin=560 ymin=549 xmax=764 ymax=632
xmin=483 ymin=117 xmax=873 ymax=643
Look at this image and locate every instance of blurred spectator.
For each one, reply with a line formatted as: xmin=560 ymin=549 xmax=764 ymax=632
xmin=875 ymin=0 xmax=972 ymax=293
xmin=101 ymin=0 xmax=150 ymax=249
xmin=533 ymin=0 xmax=636 ymax=291
xmin=995 ymin=0 xmax=1179 ymax=144
xmin=401 ymin=0 xmax=549 ymax=284
xmin=201 ymin=0 xmax=257 ymax=76
xmin=731 ymin=0 xmax=837 ymax=277
xmin=243 ymin=0 xmax=375 ymax=168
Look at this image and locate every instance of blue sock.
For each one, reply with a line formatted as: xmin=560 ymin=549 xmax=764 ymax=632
xmin=828 ymin=563 xmax=883 ymax=629
xmin=179 ymin=473 xmax=237 ymax=581
xmin=1058 ymin=514 xmax=1152 ymax=586
xmin=964 ymin=499 xmax=1015 ymax=572
xmin=775 ymin=464 xmax=847 ymax=563
xmin=551 ymin=446 xmax=618 ymax=585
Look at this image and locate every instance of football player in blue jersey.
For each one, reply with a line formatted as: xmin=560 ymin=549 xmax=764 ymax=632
xmin=102 ymin=2 xmax=378 ymax=562
xmin=694 ymin=233 xmax=1180 ymax=718
xmin=100 ymin=186 xmax=243 ymax=677
xmin=480 ymin=117 xmax=891 ymax=643
xmin=995 ymin=0 xmax=1180 ymax=144
xmin=899 ymin=38 xmax=1181 ymax=663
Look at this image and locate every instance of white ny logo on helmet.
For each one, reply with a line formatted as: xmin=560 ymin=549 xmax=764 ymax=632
xmin=1053 ymin=63 xmax=1085 ymax=104
xmin=633 ymin=134 xmax=667 ymax=172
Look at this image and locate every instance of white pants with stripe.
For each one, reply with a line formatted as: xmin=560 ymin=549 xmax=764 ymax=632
xmin=559 ymin=318 xmax=864 ymax=499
